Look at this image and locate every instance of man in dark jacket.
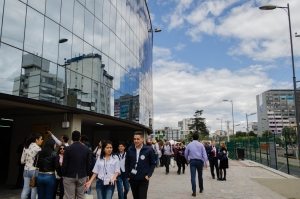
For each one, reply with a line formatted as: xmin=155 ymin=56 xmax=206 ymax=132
xmin=125 ymin=131 xmax=156 ymax=199
xmin=62 ymin=130 xmax=92 ymax=199
xmin=207 ymin=140 xmax=220 ymax=180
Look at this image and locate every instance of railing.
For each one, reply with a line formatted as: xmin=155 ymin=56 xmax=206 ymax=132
xmin=225 ymin=136 xmax=300 ymax=177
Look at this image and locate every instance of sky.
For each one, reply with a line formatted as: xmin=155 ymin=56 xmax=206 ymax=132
xmin=147 ymin=0 xmax=300 ymax=133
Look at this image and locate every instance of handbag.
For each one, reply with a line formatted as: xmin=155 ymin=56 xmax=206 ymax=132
xmin=29 ymin=175 xmax=36 ymax=187
xmin=29 ymin=154 xmax=39 ymax=187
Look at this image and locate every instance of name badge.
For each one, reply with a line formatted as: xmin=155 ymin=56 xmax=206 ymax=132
xmin=131 ymin=169 xmax=137 ymax=175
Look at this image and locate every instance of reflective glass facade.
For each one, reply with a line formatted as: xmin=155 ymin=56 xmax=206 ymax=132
xmin=0 ymin=0 xmax=153 ymax=127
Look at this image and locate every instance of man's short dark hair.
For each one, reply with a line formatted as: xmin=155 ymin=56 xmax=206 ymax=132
xmin=134 ymin=131 xmax=144 ymax=138
xmin=72 ymin=130 xmax=81 ymax=141
xmin=118 ymin=141 xmax=126 ymax=147
xmin=62 ymin=135 xmax=69 ymax=143
xmin=192 ymin=132 xmax=199 ymax=140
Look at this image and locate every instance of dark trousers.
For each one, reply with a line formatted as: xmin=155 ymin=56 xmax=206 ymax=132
xmin=209 ymin=158 xmax=219 ymax=179
xmin=189 ymin=159 xmax=204 ymax=194
xmin=219 ymin=168 xmax=226 ymax=179
xmin=177 ymin=161 xmax=185 ymax=174
xmin=55 ymin=178 xmax=64 ymax=199
xmin=163 ymin=155 xmax=171 ymax=173
xmin=129 ymin=179 xmax=149 ymax=199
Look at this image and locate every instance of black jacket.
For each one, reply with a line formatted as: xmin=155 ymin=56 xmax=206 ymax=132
xmin=125 ymin=145 xmax=156 ymax=181
xmin=62 ymin=142 xmax=92 ymax=178
xmin=36 ymin=151 xmax=56 ymax=172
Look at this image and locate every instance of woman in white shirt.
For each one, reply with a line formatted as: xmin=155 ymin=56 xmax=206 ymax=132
xmin=20 ymin=133 xmax=43 ymax=199
xmin=85 ymin=140 xmax=120 ymax=199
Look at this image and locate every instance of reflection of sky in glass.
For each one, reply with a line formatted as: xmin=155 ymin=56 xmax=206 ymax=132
xmin=0 ymin=0 xmax=153 ymax=126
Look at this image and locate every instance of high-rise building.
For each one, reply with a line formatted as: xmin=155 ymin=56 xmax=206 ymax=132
xmin=256 ymin=89 xmax=300 ymax=135
xmin=0 ymin=0 xmax=154 ymax=185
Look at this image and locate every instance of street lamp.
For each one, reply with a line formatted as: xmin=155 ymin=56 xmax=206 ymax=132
xmin=259 ymin=3 xmax=300 ymax=164
xmin=216 ymin=118 xmax=223 ymax=132
xmin=223 ymin=99 xmax=235 ymax=136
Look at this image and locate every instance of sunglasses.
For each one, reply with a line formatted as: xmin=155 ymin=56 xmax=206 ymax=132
xmin=59 ymin=148 xmax=65 ymax=150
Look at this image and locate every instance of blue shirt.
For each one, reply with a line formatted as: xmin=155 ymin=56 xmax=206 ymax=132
xmin=184 ymin=140 xmax=208 ymax=163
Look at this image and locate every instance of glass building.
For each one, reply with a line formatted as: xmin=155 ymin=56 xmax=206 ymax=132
xmin=0 ymin=0 xmax=153 ymax=126
xmin=0 ymin=0 xmax=154 ymax=185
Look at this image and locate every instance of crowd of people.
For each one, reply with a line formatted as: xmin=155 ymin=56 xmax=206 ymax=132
xmin=19 ymin=131 xmax=228 ymax=199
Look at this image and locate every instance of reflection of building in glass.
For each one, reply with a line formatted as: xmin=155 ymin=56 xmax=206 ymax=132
xmin=13 ymin=54 xmax=63 ymax=102
xmin=114 ymin=94 xmax=139 ymax=122
xmin=256 ymin=89 xmax=300 ymax=135
xmin=66 ymin=53 xmax=113 ymax=114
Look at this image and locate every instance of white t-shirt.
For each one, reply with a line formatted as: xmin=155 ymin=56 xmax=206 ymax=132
xmin=92 ymin=155 xmax=120 ymax=181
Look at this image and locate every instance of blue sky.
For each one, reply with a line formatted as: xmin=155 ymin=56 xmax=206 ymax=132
xmin=148 ymin=0 xmax=300 ymax=132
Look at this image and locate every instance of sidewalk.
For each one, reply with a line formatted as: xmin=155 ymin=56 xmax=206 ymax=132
xmin=1 ymin=159 xmax=300 ymax=199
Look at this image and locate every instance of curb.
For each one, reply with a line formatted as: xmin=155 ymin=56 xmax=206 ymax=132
xmin=240 ymin=160 xmax=298 ymax=179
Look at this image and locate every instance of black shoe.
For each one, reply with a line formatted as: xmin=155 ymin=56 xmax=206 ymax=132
xmin=217 ymin=178 xmax=222 ymax=181
xmin=223 ymin=178 xmax=226 ymax=181
xmin=212 ymin=176 xmax=215 ymax=179
xmin=192 ymin=193 xmax=196 ymax=197
xmin=200 ymin=189 xmax=203 ymax=193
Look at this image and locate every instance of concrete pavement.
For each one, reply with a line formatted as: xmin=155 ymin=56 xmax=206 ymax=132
xmin=1 ymin=159 xmax=300 ymax=199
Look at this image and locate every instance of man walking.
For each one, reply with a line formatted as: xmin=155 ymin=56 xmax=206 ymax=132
xmin=184 ymin=133 xmax=208 ymax=197
xmin=116 ymin=142 xmax=130 ymax=199
xmin=125 ymin=131 xmax=156 ymax=199
xmin=62 ymin=130 xmax=92 ymax=199
xmin=207 ymin=140 xmax=220 ymax=180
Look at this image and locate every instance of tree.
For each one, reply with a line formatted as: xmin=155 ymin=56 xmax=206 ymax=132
xmin=282 ymin=127 xmax=296 ymax=146
xmin=188 ymin=110 xmax=209 ymax=139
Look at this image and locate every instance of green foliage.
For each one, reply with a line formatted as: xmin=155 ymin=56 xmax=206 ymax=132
xmin=282 ymin=126 xmax=296 ymax=145
xmin=188 ymin=110 xmax=209 ymax=140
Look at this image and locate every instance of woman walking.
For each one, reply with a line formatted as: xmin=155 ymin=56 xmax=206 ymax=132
xmin=36 ymin=139 xmax=57 ymax=199
xmin=85 ymin=140 xmax=120 ymax=199
xmin=218 ymin=143 xmax=228 ymax=181
xmin=20 ymin=133 xmax=43 ymax=199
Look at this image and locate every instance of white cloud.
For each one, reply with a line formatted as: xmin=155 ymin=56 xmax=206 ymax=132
xmin=161 ymin=0 xmax=300 ymax=61
xmin=153 ymin=46 xmax=278 ymax=131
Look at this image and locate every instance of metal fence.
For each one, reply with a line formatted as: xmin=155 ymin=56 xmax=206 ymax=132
xmin=225 ymin=136 xmax=300 ymax=177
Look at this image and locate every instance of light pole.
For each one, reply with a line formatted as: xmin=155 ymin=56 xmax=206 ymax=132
xmin=223 ymin=99 xmax=235 ymax=158
xmin=259 ymin=3 xmax=300 ymax=163
xmin=216 ymin=118 xmax=223 ymax=132
xmin=223 ymin=99 xmax=235 ymax=136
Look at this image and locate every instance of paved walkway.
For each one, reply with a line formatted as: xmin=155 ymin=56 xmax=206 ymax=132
xmin=1 ymin=160 xmax=300 ymax=199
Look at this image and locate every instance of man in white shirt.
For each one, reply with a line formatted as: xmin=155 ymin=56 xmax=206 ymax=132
xmin=116 ymin=142 xmax=130 ymax=199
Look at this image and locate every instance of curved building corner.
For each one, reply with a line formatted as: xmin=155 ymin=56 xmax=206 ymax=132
xmin=0 ymin=0 xmax=153 ymax=186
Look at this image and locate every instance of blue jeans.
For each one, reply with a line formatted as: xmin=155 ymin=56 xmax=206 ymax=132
xmin=37 ymin=173 xmax=56 ymax=199
xmin=21 ymin=170 xmax=38 ymax=199
xmin=96 ymin=179 xmax=115 ymax=199
xmin=189 ymin=159 xmax=204 ymax=193
xmin=116 ymin=172 xmax=130 ymax=199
